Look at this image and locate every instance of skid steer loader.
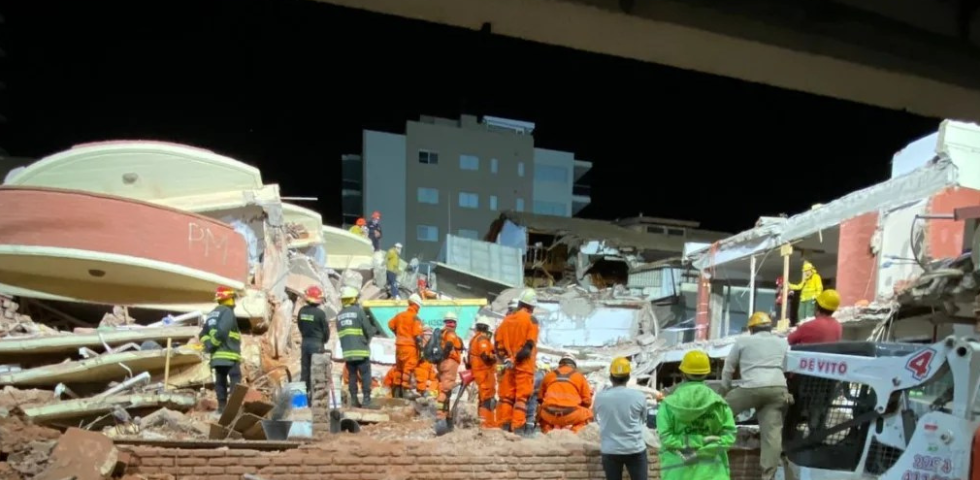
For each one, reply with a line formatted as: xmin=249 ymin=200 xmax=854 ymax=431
xmin=779 ymin=335 xmax=980 ymax=480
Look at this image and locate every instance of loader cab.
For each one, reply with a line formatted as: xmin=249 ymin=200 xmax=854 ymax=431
xmin=782 ymin=341 xmax=946 ymax=476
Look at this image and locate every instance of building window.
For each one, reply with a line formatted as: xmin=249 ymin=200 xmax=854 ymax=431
xmin=417 ymin=225 xmax=439 ymax=242
xmin=419 ymin=150 xmax=439 ymax=165
xmin=533 ymin=201 xmax=566 ymax=216
xmin=458 ymin=192 xmax=479 ymax=209
xmin=517 ymin=162 xmax=525 ymax=177
xmin=646 ymin=226 xmax=665 ymax=234
xmin=417 ymin=187 xmax=439 ymax=204
xmin=534 ymin=165 xmax=568 ymax=183
xmin=491 ymin=158 xmax=498 ymax=174
xmin=458 ymin=229 xmax=480 ymax=239
xmin=490 ymin=195 xmax=498 ymax=211
xmin=667 ymin=228 xmax=685 ymax=236
xmin=516 ymin=198 xmax=525 ymax=212
xmin=460 ymin=154 xmax=479 ymax=171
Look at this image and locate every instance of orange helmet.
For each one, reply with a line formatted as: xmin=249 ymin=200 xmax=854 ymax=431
xmin=372 ymin=211 xmax=381 ymax=219
xmin=356 ymin=218 xmax=366 ymax=226
xmin=214 ymin=286 xmax=237 ymax=302
xmin=305 ymin=286 xmax=324 ymax=303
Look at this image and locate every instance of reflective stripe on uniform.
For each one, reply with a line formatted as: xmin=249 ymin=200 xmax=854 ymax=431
xmin=339 ymin=328 xmax=364 ymax=337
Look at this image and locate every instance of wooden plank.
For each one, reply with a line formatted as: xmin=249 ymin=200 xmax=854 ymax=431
xmin=218 ymin=384 xmax=250 ymax=426
xmin=208 ymin=423 xmax=243 ymax=440
xmin=242 ymin=420 xmax=267 ymax=441
xmin=231 ymin=413 xmax=264 ymax=434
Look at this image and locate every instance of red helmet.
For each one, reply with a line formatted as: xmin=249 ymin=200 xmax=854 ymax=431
xmin=372 ymin=211 xmax=381 ymax=219
xmin=305 ymin=286 xmax=324 ymax=303
xmin=215 ymin=286 xmax=237 ymax=302
xmin=356 ymin=218 xmax=366 ymax=226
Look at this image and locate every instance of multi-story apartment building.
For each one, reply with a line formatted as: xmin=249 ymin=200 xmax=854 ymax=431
xmin=342 ymin=114 xmax=592 ymax=260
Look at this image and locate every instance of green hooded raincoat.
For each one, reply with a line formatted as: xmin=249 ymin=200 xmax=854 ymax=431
xmin=657 ymin=381 xmax=737 ymax=480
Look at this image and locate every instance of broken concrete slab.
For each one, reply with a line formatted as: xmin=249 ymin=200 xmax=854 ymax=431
xmin=21 ymin=392 xmax=197 ymax=427
xmin=0 ymin=327 xmax=200 ymax=358
xmin=344 ymin=410 xmax=390 ymax=423
xmin=0 ymin=348 xmax=203 ymax=387
xmin=36 ymin=427 xmax=119 ymax=480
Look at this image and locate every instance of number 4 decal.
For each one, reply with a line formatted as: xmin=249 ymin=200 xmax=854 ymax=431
xmin=906 ymin=348 xmax=936 ymax=381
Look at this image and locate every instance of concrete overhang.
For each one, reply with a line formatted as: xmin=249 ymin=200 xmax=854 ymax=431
xmin=316 ymin=0 xmax=980 ymax=121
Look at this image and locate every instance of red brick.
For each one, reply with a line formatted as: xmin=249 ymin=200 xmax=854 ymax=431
xmin=194 ymin=450 xmax=227 ymax=458
xmin=226 ymin=466 xmax=249 ymax=475
xmin=192 ymin=466 xmax=225 ymax=475
xmin=242 ymin=457 xmax=272 ymax=467
xmin=141 ymin=457 xmax=174 ymax=467
xmin=318 ymin=465 xmax=345 ymax=474
xmin=288 ymin=466 xmax=319 ymax=474
xmin=303 ymin=456 xmax=333 ymax=466
xmin=177 ymin=457 xmax=207 ymax=466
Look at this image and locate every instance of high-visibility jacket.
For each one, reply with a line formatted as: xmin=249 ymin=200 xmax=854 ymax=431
xmin=388 ymin=305 xmax=423 ymax=348
xmin=468 ymin=332 xmax=495 ymax=370
xmin=494 ymin=309 xmax=539 ymax=370
xmin=386 ymin=248 xmax=401 ymax=273
xmin=199 ymin=305 xmax=242 ymax=366
xmin=440 ymin=329 xmax=464 ymax=363
xmin=790 ymin=273 xmax=823 ymax=302
xmin=540 ymin=365 xmax=592 ymax=408
xmin=337 ymin=304 xmax=377 ymax=361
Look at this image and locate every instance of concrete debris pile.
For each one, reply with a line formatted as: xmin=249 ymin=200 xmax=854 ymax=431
xmin=0 ymin=295 xmax=43 ymax=338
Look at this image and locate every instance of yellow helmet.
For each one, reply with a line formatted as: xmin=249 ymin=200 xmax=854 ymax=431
xmin=816 ymin=289 xmax=841 ymax=312
xmin=609 ymin=357 xmax=631 ymax=377
xmin=803 ymin=261 xmax=815 ymax=272
xmin=747 ymin=311 xmax=772 ymax=328
xmin=679 ymin=350 xmax=711 ymax=376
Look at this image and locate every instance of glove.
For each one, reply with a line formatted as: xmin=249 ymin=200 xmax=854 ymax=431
xmin=703 ymin=436 xmax=720 ymax=444
xmin=515 ymin=341 xmax=534 ymax=363
xmin=696 ymin=444 xmax=723 ymax=459
xmin=481 ymin=353 xmax=496 ymax=365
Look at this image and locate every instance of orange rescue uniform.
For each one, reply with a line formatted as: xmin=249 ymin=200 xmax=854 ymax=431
xmin=468 ymin=331 xmax=497 ymax=427
xmin=493 ymin=309 xmax=539 ymax=431
xmin=388 ymin=304 xmax=423 ymax=390
xmin=537 ymin=364 xmax=593 ymax=433
xmin=436 ymin=329 xmax=464 ymax=418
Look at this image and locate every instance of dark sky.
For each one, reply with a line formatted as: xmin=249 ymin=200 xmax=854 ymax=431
xmin=3 ymin=0 xmax=940 ymax=233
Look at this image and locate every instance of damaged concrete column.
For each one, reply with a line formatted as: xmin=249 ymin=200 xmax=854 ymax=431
xmin=748 ymin=255 xmax=756 ymax=314
xmin=695 ymin=273 xmax=711 ymax=341
xmin=836 ymin=212 xmax=879 ymax=307
xmin=709 ymin=280 xmax=725 ymax=340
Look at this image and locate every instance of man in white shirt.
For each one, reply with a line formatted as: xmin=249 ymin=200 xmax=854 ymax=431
xmin=593 ymin=357 xmax=648 ymax=480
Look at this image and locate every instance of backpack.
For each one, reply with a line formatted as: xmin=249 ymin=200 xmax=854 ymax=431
xmin=423 ymin=327 xmax=447 ymax=363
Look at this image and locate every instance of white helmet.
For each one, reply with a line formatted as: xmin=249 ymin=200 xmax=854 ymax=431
xmin=394 ymin=242 xmax=403 ymax=249
xmin=517 ymin=288 xmax=537 ymax=307
xmin=475 ymin=316 xmax=492 ymax=328
xmin=507 ymin=298 xmax=519 ymax=309
xmin=408 ymin=293 xmax=423 ymax=307
xmin=444 ymin=311 xmax=459 ymax=321
xmin=341 ymin=286 xmax=359 ymax=299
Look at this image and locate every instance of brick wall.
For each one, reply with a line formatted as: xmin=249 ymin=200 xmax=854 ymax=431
xmin=123 ymin=443 xmax=761 ymax=480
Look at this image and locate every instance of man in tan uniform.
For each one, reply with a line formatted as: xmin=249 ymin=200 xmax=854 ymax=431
xmin=720 ymin=311 xmax=790 ymax=480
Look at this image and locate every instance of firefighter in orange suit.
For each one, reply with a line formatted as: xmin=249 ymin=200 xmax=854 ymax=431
xmin=387 ymin=293 xmax=424 ymax=398
xmin=415 ymin=326 xmax=438 ymax=397
xmin=466 ymin=315 xmax=497 ymax=427
xmin=436 ymin=312 xmax=465 ymax=419
xmin=538 ymin=355 xmax=594 ymax=433
xmin=494 ymin=288 xmax=540 ymax=435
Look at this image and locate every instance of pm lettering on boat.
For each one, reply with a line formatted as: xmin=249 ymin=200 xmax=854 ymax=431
xmin=798 ymin=357 xmax=848 ymax=376
xmin=187 ymin=222 xmax=230 ymax=264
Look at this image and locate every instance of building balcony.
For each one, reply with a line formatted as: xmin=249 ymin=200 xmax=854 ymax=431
xmin=573 ymin=159 xmax=592 ymax=182
xmin=573 ymin=184 xmax=590 ymax=197
xmin=572 ymin=184 xmax=591 ymax=216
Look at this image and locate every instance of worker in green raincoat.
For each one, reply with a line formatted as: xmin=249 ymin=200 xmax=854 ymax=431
xmin=657 ymin=350 xmax=737 ymax=480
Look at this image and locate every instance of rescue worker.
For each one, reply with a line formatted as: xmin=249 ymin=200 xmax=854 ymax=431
xmin=593 ymin=358 xmax=648 ymax=480
xmin=436 ymin=312 xmax=465 ymax=419
xmin=388 ymin=294 xmax=424 ymax=399
xmin=367 ymin=211 xmax=383 ymax=251
xmin=537 ymin=355 xmax=593 ymax=433
xmin=721 ymin=312 xmax=789 ymax=480
xmin=199 ymin=286 xmax=243 ymax=414
xmin=349 ymin=218 xmax=368 ymax=238
xmin=494 ymin=288 xmax=540 ymax=435
xmin=787 ymin=289 xmax=842 ymax=345
xmin=386 ymin=243 xmax=403 ymax=299
xmin=658 ymin=351 xmax=737 ymax=480
xmin=771 ymin=276 xmax=792 ymax=320
xmin=383 ymin=368 xmax=397 ymax=396
xmin=297 ymin=285 xmax=329 ymax=404
xmin=415 ymin=326 xmax=438 ymax=397
xmin=337 ymin=286 xmax=380 ymax=408
xmin=466 ymin=316 xmax=497 ymax=427
xmin=789 ymin=261 xmax=823 ymax=321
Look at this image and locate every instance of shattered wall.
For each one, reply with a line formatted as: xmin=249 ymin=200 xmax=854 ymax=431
xmin=837 ymin=212 xmax=879 ymax=307
xmin=926 ymin=186 xmax=980 ymax=260
xmin=534 ymin=295 xmax=656 ymax=348
xmin=877 ymin=200 xmax=927 ymax=299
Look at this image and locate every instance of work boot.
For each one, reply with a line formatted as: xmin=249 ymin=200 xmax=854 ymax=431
xmin=362 ymin=397 xmax=379 ymax=410
xmin=500 ymin=422 xmax=511 ymax=433
xmin=392 ymin=386 xmax=403 ymax=399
